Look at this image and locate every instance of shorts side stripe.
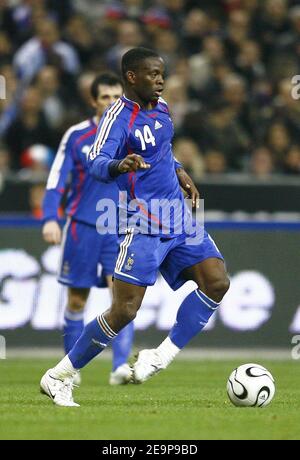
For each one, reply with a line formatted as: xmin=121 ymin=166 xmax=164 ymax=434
xmin=58 ymin=217 xmax=71 ymax=278
xmin=115 ymin=232 xmax=130 ymax=272
xmin=116 ymin=229 xmax=134 ymax=272
xmin=117 ymin=230 xmax=134 ymax=272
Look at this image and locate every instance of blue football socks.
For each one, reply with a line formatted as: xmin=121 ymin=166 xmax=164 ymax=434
xmin=63 ymin=309 xmax=84 ymax=354
xmin=68 ymin=314 xmax=117 ymax=369
xmin=169 ymin=289 xmax=220 ymax=349
xmin=111 ymin=321 xmax=134 ymax=371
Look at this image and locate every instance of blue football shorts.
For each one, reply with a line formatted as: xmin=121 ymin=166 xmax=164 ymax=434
xmin=114 ymin=228 xmax=224 ymax=290
xmin=58 ymin=218 xmax=119 ymax=288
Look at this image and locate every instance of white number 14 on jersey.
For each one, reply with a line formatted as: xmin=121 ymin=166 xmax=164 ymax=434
xmin=135 ymin=125 xmax=156 ymax=151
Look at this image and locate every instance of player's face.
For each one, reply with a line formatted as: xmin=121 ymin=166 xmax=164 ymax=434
xmin=134 ymin=57 xmax=165 ymax=104
xmin=92 ymin=84 xmax=123 ymax=117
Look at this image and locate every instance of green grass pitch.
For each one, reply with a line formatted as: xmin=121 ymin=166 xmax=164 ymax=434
xmin=0 ymin=358 xmax=299 ymax=440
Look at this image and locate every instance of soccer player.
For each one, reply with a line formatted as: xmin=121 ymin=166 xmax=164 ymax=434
xmin=40 ymin=48 xmax=230 ymax=407
xmin=42 ymin=73 xmax=134 ymax=386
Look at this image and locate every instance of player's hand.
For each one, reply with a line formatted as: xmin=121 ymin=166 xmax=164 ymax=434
xmin=176 ymin=168 xmax=200 ymax=208
xmin=42 ymin=220 xmax=62 ymax=244
xmin=118 ymin=154 xmax=150 ymax=173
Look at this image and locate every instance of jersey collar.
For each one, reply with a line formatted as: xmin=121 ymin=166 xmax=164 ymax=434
xmin=121 ymin=95 xmax=141 ymax=109
xmin=121 ymin=94 xmax=159 ymax=111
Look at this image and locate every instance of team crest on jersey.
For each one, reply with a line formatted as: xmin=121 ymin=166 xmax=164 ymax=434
xmin=125 ymin=253 xmax=135 ymax=271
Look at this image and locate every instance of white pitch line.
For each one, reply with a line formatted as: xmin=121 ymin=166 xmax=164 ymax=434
xmin=5 ymin=347 xmax=293 ymax=360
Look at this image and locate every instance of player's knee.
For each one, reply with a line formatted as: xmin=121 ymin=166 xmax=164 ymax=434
xmin=113 ymin=293 xmax=141 ymax=324
xmin=205 ymin=275 xmax=230 ymax=303
xmin=68 ymin=294 xmax=86 ymax=312
xmin=119 ymin=300 xmax=138 ymax=323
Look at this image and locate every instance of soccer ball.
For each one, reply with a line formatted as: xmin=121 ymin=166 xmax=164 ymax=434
xmin=227 ymin=363 xmax=275 ymax=408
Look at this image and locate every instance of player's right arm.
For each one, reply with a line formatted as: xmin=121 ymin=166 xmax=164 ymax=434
xmin=115 ymin=153 xmax=150 ymax=173
xmin=42 ymin=128 xmax=75 ymax=244
xmin=88 ymin=101 xmax=150 ymax=182
xmin=42 ymin=220 xmax=62 ymax=245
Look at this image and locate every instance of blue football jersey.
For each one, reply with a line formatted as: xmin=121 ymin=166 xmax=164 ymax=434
xmin=88 ymin=96 xmax=190 ymax=237
xmin=43 ymin=118 xmax=119 ymax=226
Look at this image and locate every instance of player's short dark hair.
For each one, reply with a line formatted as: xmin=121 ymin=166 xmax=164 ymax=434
xmin=121 ymin=47 xmax=160 ymax=79
xmin=90 ymin=73 xmax=123 ymax=100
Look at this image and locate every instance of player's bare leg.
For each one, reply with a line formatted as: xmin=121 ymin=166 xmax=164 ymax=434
xmin=104 ymin=279 xmax=146 ymax=332
xmin=133 ymin=258 xmax=230 ymax=383
xmin=182 ymin=258 xmax=230 ymax=303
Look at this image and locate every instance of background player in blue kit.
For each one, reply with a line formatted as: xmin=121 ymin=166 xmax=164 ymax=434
xmin=42 ymin=73 xmax=134 ymax=386
xmin=40 ymin=48 xmax=230 ymax=407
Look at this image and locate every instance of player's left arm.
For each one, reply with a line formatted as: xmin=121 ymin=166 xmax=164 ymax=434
xmin=175 ymin=164 xmax=200 ymax=208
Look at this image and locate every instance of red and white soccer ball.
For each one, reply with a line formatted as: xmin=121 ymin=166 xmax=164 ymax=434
xmin=227 ymin=363 xmax=275 ymax=407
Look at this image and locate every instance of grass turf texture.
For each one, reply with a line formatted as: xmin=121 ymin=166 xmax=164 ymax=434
xmin=0 ymin=358 xmax=299 ymax=440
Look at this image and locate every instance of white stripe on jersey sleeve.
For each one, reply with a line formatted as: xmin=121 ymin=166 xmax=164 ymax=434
xmin=46 ymin=120 xmax=90 ymax=190
xmin=99 ymin=101 xmax=125 ymax=150
xmin=93 ymin=99 xmax=122 ymax=155
xmin=90 ymin=99 xmax=125 ymax=160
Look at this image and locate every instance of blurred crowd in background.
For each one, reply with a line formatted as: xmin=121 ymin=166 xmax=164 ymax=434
xmin=1 ymin=0 xmax=300 ymax=200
